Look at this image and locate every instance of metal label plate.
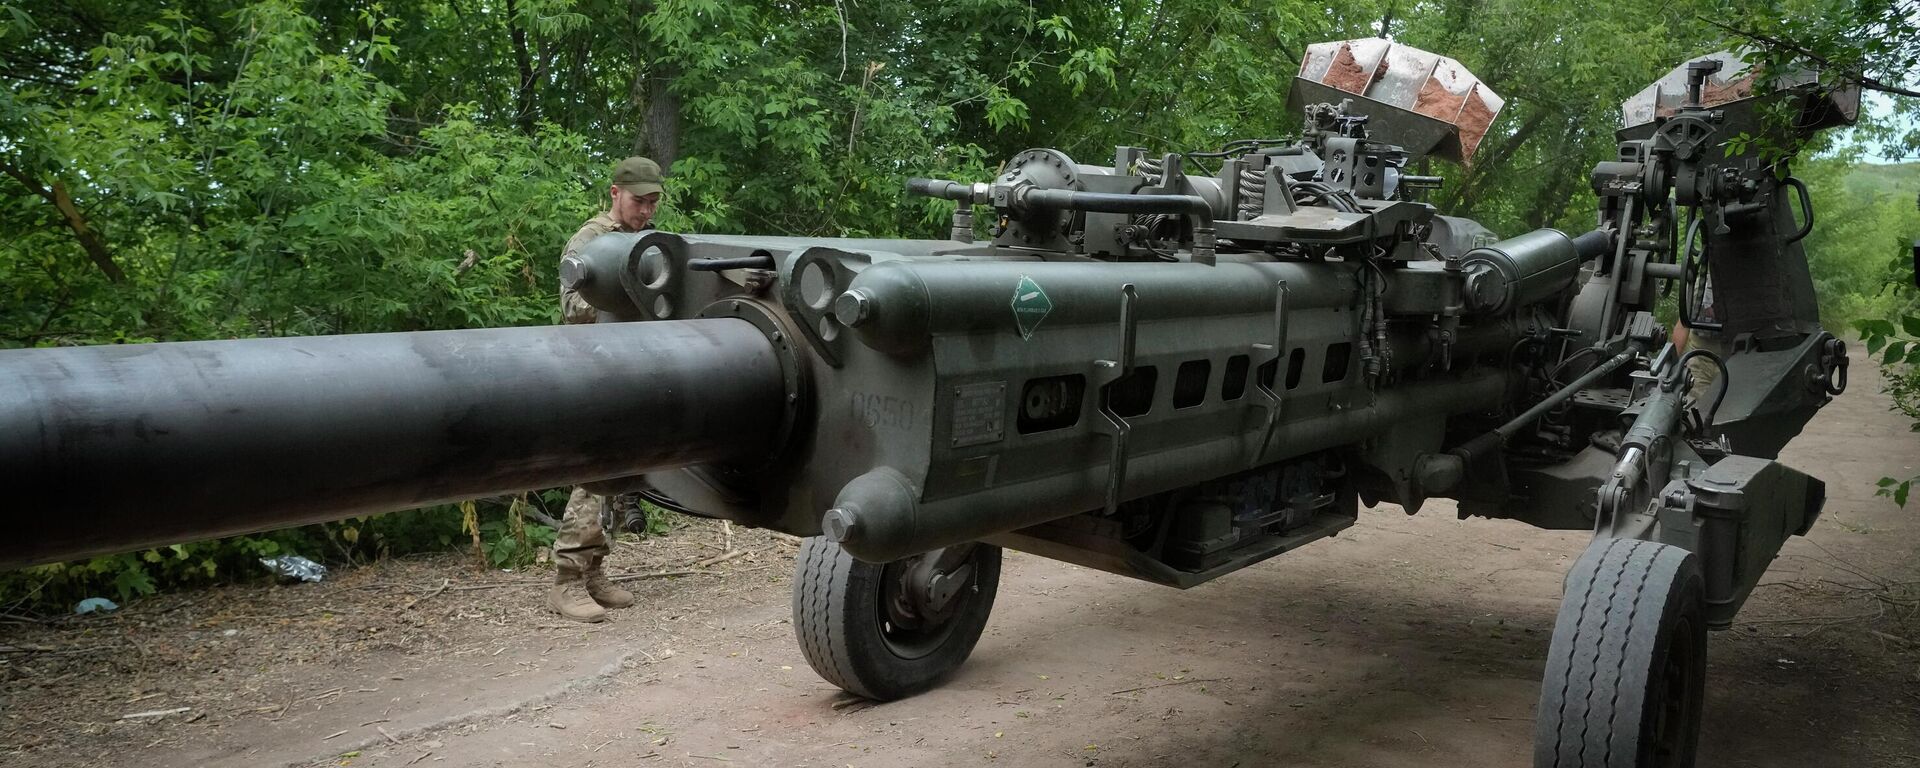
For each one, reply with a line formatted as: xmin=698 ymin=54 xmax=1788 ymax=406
xmin=949 ymin=381 xmax=1007 ymax=448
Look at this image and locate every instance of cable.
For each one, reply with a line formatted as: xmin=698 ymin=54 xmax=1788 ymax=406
xmin=1546 ymin=346 xmax=1604 ymax=388
xmin=1670 ymin=348 xmax=1729 ymax=427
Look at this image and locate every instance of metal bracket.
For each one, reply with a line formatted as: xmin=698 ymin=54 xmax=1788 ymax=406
xmin=1093 ymin=284 xmax=1140 ymax=516
xmin=1255 ymin=280 xmax=1291 ymax=461
xmin=1597 ymin=193 xmax=1637 ymax=341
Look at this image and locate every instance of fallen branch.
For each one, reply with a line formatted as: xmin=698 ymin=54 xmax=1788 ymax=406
xmin=1742 ymin=609 xmax=1884 ymax=625
xmin=0 ymin=644 xmax=118 ymax=656
xmin=693 ymin=550 xmax=749 ymax=569
xmin=522 ymin=507 xmax=562 ymax=530
xmin=1108 ymin=677 xmax=1230 ymax=696
xmin=1869 ymin=630 xmax=1914 ymax=646
xmin=402 ymin=578 xmax=451 ymax=610
xmin=609 ymin=569 xmax=716 ymax=583
xmin=120 ymin=707 xmax=191 ymax=720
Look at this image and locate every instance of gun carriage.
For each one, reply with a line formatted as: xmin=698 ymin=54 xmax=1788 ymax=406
xmin=0 ymin=40 xmax=1860 ymax=767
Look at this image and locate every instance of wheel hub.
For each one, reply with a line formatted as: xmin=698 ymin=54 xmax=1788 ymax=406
xmin=879 ymin=545 xmax=978 ymax=658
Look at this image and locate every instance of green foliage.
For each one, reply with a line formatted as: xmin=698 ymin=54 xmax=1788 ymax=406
xmin=633 ymin=500 xmax=677 ymax=538
xmin=478 ymin=497 xmax=560 ymax=570
xmin=0 ymin=502 xmax=555 ymax=612
xmin=1800 ymin=161 xmax=1920 ymax=325
xmin=1858 ymin=292 xmax=1920 ymax=508
xmin=1716 ymin=0 xmax=1920 ymax=162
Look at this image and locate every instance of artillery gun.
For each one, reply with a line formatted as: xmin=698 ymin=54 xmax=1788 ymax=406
xmin=0 ymin=40 xmax=1860 ymax=767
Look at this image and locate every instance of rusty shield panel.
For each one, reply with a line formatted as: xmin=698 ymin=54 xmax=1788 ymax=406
xmin=1620 ymin=50 xmax=1861 ymax=133
xmin=1293 ymin=39 xmax=1505 ymax=164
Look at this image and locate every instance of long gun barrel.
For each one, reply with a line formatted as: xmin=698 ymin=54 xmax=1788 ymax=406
xmin=0 ymin=319 xmax=785 ymax=568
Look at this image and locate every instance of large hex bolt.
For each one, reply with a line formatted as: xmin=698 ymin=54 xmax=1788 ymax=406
xmin=821 ymin=508 xmax=861 ymax=542
xmin=833 ymin=289 xmax=874 ymax=328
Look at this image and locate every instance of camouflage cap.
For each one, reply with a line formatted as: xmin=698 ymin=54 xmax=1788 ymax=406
xmin=612 ymin=156 xmax=665 ymax=197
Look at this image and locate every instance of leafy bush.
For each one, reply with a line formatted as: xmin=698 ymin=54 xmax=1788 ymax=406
xmin=1855 ymin=244 xmax=1920 ymax=508
xmin=0 ymin=499 xmax=563 ymax=614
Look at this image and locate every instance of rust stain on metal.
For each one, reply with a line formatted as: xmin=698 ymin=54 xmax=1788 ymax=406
xmin=1323 ymin=43 xmax=1373 ymax=94
xmin=1701 ymin=74 xmax=1756 ymax=106
xmin=1455 ymin=88 xmax=1497 ymax=161
xmin=1293 ymin=39 xmax=1505 ymax=165
xmin=1412 ymin=75 xmax=1467 ymax=121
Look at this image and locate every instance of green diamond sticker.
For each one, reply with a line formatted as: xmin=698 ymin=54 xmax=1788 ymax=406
xmin=1011 ymin=275 xmax=1052 ymax=340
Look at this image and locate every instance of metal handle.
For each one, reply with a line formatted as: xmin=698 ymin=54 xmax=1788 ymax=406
xmin=1093 ymin=284 xmax=1140 ymax=517
xmin=690 ymin=254 xmax=776 ymax=271
xmin=1782 ymin=176 xmax=1813 ymax=244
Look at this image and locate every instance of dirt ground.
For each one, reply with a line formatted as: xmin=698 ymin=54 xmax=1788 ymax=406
xmin=3 ymin=351 xmax=1916 ymax=768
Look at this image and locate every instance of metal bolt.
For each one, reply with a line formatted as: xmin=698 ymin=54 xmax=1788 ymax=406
xmin=558 ymin=256 xmax=590 ymax=289
xmin=822 ymin=508 xmax=860 ymax=542
xmin=834 ymin=289 xmax=875 ymax=327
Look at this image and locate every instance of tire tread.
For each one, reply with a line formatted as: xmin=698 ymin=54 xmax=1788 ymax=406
xmin=791 ymin=537 xmax=999 ymax=701
xmin=1535 ymin=538 xmax=1704 ymax=768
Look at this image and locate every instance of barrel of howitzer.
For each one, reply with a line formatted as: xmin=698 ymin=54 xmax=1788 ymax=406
xmin=0 ymin=319 xmax=785 ymax=568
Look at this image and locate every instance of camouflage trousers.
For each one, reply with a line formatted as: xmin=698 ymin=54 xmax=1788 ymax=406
xmin=554 ymin=487 xmax=643 ymax=573
xmin=1683 ymin=329 xmax=1731 ymax=406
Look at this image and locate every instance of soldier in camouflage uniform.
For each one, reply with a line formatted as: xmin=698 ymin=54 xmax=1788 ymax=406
xmin=548 ymin=156 xmax=665 ymax=623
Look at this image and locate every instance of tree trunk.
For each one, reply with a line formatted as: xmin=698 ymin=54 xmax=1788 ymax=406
xmin=1 ymin=163 xmax=124 ymax=282
xmin=1442 ymin=109 xmax=1549 ymax=215
xmin=505 ymin=0 xmax=536 ymax=134
xmin=636 ymin=62 xmax=681 ymax=168
xmin=1522 ymin=170 xmax=1579 ymax=229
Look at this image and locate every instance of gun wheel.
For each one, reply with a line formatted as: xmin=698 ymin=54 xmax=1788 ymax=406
xmin=1535 ymin=538 xmax=1707 ymax=768
xmin=792 ymin=537 xmax=1001 ymax=701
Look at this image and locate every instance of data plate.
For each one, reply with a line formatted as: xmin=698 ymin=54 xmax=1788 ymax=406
xmin=948 ymin=381 xmax=1007 ymax=448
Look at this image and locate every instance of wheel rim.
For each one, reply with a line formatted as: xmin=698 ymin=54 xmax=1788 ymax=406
xmin=875 ymin=545 xmax=979 ymax=660
xmin=1648 ymin=612 xmax=1703 ymax=767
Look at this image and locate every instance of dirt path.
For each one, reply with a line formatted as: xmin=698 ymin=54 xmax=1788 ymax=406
xmin=4 ymin=351 xmax=1916 ymax=768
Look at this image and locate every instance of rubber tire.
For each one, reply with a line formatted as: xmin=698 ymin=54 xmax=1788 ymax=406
xmin=791 ymin=537 xmax=1001 ymax=701
xmin=1535 ymin=538 xmax=1708 ymax=768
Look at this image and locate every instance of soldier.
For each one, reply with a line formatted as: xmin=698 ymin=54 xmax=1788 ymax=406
xmin=547 ymin=156 xmax=665 ymax=623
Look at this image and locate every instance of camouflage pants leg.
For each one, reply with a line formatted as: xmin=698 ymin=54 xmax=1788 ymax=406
xmin=1684 ymin=329 xmax=1731 ymax=414
xmin=554 ymin=487 xmax=610 ymax=574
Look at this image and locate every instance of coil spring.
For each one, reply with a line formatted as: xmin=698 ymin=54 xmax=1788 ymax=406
xmin=1137 ymin=156 xmax=1163 ymax=187
xmin=1237 ymin=166 xmax=1265 ymax=220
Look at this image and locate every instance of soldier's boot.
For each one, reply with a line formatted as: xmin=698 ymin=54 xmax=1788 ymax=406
xmin=548 ymin=569 xmax=607 ymax=623
xmin=583 ymin=562 xmax=635 ymax=609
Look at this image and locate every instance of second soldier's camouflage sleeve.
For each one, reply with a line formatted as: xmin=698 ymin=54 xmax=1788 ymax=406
xmin=558 ymin=224 xmax=606 ymax=325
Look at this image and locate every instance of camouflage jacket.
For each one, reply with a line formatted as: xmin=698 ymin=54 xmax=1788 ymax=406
xmin=559 ymin=211 xmax=634 ymax=324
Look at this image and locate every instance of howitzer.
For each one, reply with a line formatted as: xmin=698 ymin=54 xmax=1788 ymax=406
xmin=0 ymin=41 xmax=1861 ymax=767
